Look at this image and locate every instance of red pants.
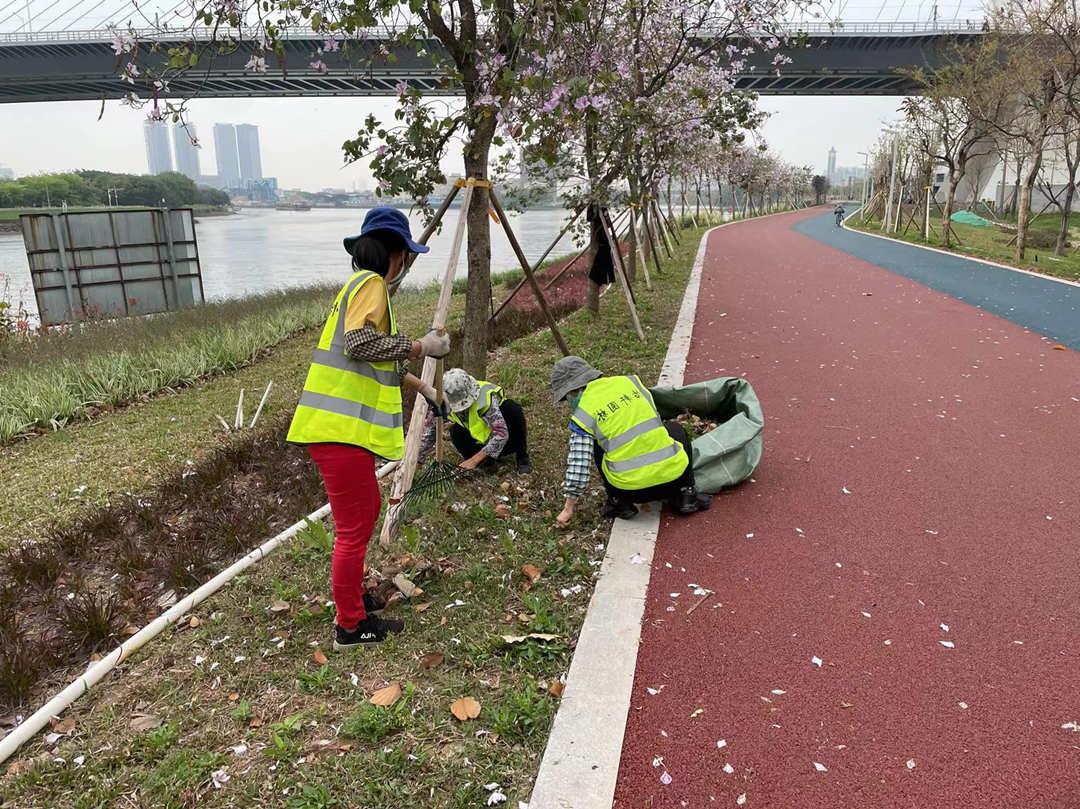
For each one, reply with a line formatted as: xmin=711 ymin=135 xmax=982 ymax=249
xmin=308 ymin=443 xmax=381 ymax=630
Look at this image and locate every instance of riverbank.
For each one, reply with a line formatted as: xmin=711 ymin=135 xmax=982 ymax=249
xmin=849 ymin=210 xmax=1080 ymax=282
xmin=0 ymin=221 xmax=711 ymax=807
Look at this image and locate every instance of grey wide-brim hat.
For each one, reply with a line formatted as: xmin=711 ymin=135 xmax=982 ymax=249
xmin=550 ymin=356 xmax=602 ymax=402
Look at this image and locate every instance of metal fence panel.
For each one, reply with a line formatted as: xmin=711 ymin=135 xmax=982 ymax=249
xmin=19 ymin=207 xmax=204 ymax=326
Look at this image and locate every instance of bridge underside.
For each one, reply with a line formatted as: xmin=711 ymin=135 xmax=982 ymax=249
xmin=0 ymin=32 xmax=974 ymax=103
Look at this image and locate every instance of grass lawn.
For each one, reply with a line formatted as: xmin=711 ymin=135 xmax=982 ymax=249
xmin=0 ymin=224 xmax=710 ymax=809
xmin=851 ymin=210 xmax=1080 ymax=282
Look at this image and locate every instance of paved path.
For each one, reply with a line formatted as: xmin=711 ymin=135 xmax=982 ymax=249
xmin=612 ymin=208 xmax=1080 ymax=808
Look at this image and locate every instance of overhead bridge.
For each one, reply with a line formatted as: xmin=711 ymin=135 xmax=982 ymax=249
xmin=0 ymin=22 xmax=984 ymax=104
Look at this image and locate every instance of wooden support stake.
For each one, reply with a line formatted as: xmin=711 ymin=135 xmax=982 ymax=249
xmin=387 ymin=181 xmax=462 ymax=296
xmin=600 ymin=208 xmax=645 ymax=341
xmin=488 ymin=189 xmax=571 ymax=357
xmin=631 ymin=206 xmax=653 ymax=290
xmin=489 ymin=203 xmax=586 ymax=322
xmin=380 ymin=182 xmax=475 ymax=546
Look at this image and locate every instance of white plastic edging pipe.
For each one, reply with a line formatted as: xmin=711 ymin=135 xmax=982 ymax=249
xmin=0 ymin=459 xmax=399 ymax=767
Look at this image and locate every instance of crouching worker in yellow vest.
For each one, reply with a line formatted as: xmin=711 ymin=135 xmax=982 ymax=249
xmin=287 ymin=207 xmax=451 ymax=650
xmin=550 ymin=356 xmax=710 ymax=526
xmin=417 ymin=368 xmax=532 ymax=474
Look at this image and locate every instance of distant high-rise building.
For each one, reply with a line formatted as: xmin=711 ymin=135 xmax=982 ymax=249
xmin=236 ymin=124 xmax=263 ymax=183
xmin=0 ymin=165 xmax=14 ymax=180
xmin=173 ymin=123 xmax=201 ymax=181
xmin=826 ymin=147 xmax=837 ymax=184
xmin=144 ymin=120 xmax=174 ymax=175
xmin=213 ymin=123 xmax=241 ymax=188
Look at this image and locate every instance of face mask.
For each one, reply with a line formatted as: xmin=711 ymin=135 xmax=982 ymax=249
xmin=566 ymin=391 xmax=582 ymax=410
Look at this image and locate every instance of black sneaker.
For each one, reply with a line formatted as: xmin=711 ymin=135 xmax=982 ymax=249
xmin=515 ymin=454 xmax=533 ymax=474
xmin=673 ymin=486 xmax=709 ymax=516
xmin=601 ymin=497 xmax=639 ymax=520
xmin=334 ymin=615 xmax=404 ymax=650
xmin=363 ymin=592 xmax=386 ymax=616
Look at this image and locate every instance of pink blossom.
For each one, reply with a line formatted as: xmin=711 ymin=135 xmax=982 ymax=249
xmin=573 ymin=96 xmax=591 ymax=111
xmin=309 ymin=60 xmax=329 ymax=74
xmin=322 ymin=38 xmax=340 ymax=53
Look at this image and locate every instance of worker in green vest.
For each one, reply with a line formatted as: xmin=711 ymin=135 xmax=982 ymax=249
xmin=417 ymin=368 xmax=532 ymax=473
xmin=287 ymin=207 xmax=451 ymax=650
xmin=549 ymin=356 xmax=710 ymax=526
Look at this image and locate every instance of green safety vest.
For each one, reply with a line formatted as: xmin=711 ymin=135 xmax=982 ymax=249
xmin=571 ymin=375 xmax=688 ymax=490
xmin=448 ymin=381 xmax=503 ymax=445
xmin=286 ymin=269 xmax=404 ymax=459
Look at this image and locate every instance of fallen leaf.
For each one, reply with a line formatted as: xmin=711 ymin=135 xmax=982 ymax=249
xmin=227 ymin=692 xmax=240 ymax=702
xmin=716 ymin=739 xmax=727 ymax=748
xmin=906 ymin=758 xmax=916 ymax=769
xmin=1053 ymin=344 xmax=1066 ymax=350
xmin=393 ymin=574 xmax=422 ymax=598
xmin=450 ymin=697 xmax=482 ymax=721
xmin=771 ymin=689 xmax=786 ymax=695
xmin=811 ymin=655 xmax=823 ymax=668
xmin=958 ymin=702 xmax=969 ymax=710
xmin=521 ymin=564 xmax=543 ymax=583
xmin=50 ymin=718 xmax=76 ymax=734
xmin=500 ymin=633 xmax=560 ymax=644
xmin=419 ymin=652 xmax=444 ymax=670
xmin=659 ymin=771 xmax=672 ymax=785
xmin=122 ymin=624 xmax=140 ymax=636
xmin=737 ymin=793 xmax=747 ymax=805
xmin=268 ymin=599 xmax=290 ymax=613
xmin=690 ymin=708 xmax=704 ymax=718
xmin=414 ymin=602 xmax=433 ymax=613
xmin=840 ymin=701 xmax=854 ymax=709
xmin=188 ymin=616 xmax=201 ymax=628
xmin=722 ymin=763 xmax=734 ymax=774
xmin=939 ymin=640 xmax=955 ymax=649
xmin=312 ymin=649 xmax=329 ymax=666
xmin=494 ymin=504 xmax=512 ymax=520
xmin=1060 ymin=720 xmax=1080 ymax=732
xmin=369 ymin=682 xmax=402 ymax=707
xmin=549 ymin=681 xmax=565 ymax=698
xmin=248 ymin=717 xmax=264 ymax=728
xmin=813 ymin=761 xmax=828 ymax=772
xmin=130 ymin=714 xmax=162 ymax=732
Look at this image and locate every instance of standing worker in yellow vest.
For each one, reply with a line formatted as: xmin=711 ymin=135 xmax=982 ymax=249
xmin=417 ymin=368 xmax=532 ymax=473
xmin=287 ymin=207 xmax=451 ymax=650
xmin=549 ymin=356 xmax=710 ymax=526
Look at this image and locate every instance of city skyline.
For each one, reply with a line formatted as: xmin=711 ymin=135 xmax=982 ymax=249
xmin=142 ymin=120 xmax=173 ymax=175
xmin=172 ymin=123 xmax=200 ymax=181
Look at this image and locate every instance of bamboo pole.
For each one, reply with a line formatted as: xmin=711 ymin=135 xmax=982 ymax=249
xmin=651 ymin=197 xmax=675 ymax=254
xmin=631 ymin=205 xmax=653 ymax=290
xmin=380 ymin=182 xmax=475 ymax=546
xmin=600 ymin=208 xmax=645 ymax=341
xmin=488 ymin=189 xmax=571 ymax=357
xmin=0 ymin=461 xmax=400 ymax=769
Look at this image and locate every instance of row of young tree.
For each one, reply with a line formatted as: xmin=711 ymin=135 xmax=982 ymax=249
xmin=870 ymin=0 xmax=1079 ymax=259
xmin=0 ymin=171 xmax=231 ymax=210
xmin=114 ymin=0 xmax=816 ymax=376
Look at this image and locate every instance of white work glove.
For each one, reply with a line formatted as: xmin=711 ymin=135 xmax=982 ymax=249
xmin=417 ymin=329 xmax=451 ymax=359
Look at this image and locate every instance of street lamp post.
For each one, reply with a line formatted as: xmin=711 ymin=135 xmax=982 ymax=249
xmin=857 ymin=151 xmax=869 ymax=210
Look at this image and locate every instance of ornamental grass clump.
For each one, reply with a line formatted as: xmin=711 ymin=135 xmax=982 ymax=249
xmin=0 ymin=286 xmax=335 ymax=444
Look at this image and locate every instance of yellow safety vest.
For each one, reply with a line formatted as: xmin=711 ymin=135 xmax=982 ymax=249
xmin=448 ymin=381 xmax=503 ymax=445
xmin=286 ymin=270 xmax=404 ymax=459
xmin=571 ymin=375 xmax=688 ymax=490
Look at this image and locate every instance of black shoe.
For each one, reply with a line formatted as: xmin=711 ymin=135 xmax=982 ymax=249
xmin=334 ymin=614 xmax=404 ymax=650
xmin=363 ymin=592 xmax=386 ymax=616
xmin=515 ymin=454 xmax=533 ymax=474
xmin=601 ymin=497 xmax=639 ymax=520
xmin=673 ymin=486 xmax=708 ymax=516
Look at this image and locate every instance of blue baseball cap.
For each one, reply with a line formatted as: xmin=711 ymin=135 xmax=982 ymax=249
xmin=343 ymin=206 xmax=429 ymax=256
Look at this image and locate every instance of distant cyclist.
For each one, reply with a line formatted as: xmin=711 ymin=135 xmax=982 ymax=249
xmin=834 ymin=204 xmax=846 ymax=228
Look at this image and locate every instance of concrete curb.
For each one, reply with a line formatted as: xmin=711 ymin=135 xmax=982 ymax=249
xmin=527 ymin=210 xmax=799 ymax=809
xmin=843 ymin=208 xmax=1080 ymax=291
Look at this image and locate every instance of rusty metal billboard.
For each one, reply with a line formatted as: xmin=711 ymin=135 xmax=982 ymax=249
xmin=19 ymin=207 xmax=204 ymax=326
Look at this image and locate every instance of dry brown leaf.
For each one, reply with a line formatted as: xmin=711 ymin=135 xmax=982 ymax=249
xmin=369 ymin=682 xmax=402 ymax=707
xmin=450 ymin=697 xmax=482 ymax=721
xmin=419 ymin=652 xmax=444 ymax=670
xmin=129 ymin=714 xmax=161 ymax=732
xmin=1053 ymin=344 xmax=1067 ymax=350
xmin=312 ymin=649 xmax=329 ymax=666
xmin=269 ymin=599 xmax=291 ymax=613
xmin=50 ymin=718 xmax=76 ymax=734
xmin=414 ymin=602 xmax=433 ymax=613
xmin=494 ymin=504 xmax=512 ymax=520
xmin=840 ymin=701 xmax=854 ymax=709
xmin=548 ymin=681 xmax=565 ymax=698
xmin=122 ymin=624 xmax=140 ymax=636
xmin=521 ymin=564 xmax=543 ymax=584
xmin=393 ymin=573 xmax=423 ymax=598
xmin=188 ymin=616 xmax=201 ymax=628
xmin=228 ymin=692 xmax=240 ymax=702
xmin=248 ymin=717 xmax=264 ymax=728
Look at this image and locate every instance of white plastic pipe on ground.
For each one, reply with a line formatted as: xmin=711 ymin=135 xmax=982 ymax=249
xmin=0 ymin=460 xmax=399 ymax=767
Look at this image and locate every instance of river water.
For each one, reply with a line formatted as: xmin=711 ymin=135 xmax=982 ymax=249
xmin=0 ymin=207 xmax=580 ymax=324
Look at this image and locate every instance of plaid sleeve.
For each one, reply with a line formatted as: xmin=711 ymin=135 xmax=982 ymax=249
xmin=563 ymin=429 xmax=594 ymax=499
xmin=343 ymin=324 xmax=414 ymax=363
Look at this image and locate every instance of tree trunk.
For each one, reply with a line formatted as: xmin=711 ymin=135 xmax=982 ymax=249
xmin=942 ymin=171 xmax=957 ymax=249
xmin=1016 ymin=153 xmax=1043 ymax=261
xmin=1056 ymin=181 xmax=1076 ymax=256
xmin=461 ymin=132 xmax=493 ymax=378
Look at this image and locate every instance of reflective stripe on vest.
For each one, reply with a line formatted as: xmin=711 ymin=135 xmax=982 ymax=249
xmin=570 ymin=375 xmax=688 ymax=490
xmin=448 ymin=381 xmax=502 ymax=445
xmin=286 ymin=270 xmax=405 ymax=459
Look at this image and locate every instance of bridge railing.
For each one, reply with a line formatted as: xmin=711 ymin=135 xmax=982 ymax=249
xmin=0 ymin=18 xmax=988 ymax=46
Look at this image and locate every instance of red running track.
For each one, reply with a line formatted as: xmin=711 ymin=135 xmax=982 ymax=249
xmin=613 ymin=208 xmax=1080 ymax=809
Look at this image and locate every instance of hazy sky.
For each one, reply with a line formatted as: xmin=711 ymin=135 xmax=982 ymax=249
xmin=0 ymin=94 xmax=904 ymax=189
